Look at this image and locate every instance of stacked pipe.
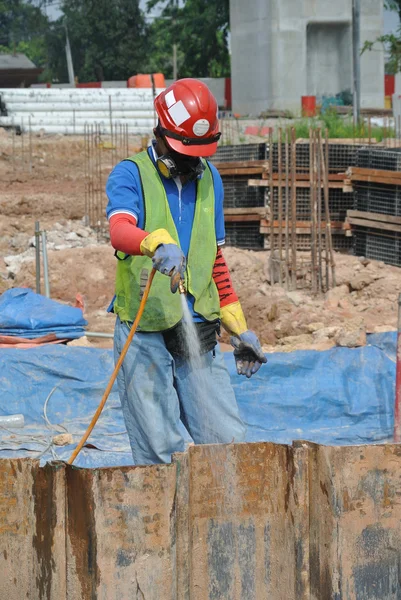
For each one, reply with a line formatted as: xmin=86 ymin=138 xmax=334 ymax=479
xmin=0 ymin=87 xmax=164 ymax=135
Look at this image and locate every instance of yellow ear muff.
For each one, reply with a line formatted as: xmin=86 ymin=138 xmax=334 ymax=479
xmin=157 ymin=156 xmax=176 ymax=179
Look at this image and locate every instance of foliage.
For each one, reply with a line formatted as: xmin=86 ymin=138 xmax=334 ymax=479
xmin=0 ymin=0 xmax=49 ymax=68
xmin=289 ymin=110 xmax=394 ymax=141
xmin=45 ymin=0 xmax=148 ymax=83
xmin=145 ymin=0 xmax=230 ymax=78
xmin=362 ymin=1 xmax=401 ymax=74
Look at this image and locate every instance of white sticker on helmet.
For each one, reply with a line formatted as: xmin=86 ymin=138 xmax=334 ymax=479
xmin=193 ymin=119 xmax=210 ymax=136
xmin=165 ymin=90 xmax=176 ymax=108
xmin=168 ymin=100 xmax=191 ymax=126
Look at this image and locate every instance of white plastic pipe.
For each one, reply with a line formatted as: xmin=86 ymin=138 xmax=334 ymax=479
xmin=7 ymin=111 xmax=155 ymax=120
xmin=8 ymin=103 xmax=155 ymax=112
xmin=0 ymin=414 xmax=24 ymax=428
xmin=0 ymin=116 xmax=155 ymax=128
xmin=2 ymin=124 xmax=153 ymax=135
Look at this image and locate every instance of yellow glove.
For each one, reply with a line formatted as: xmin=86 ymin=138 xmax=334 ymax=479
xmin=220 ymin=301 xmax=247 ymax=337
xmin=140 ymin=228 xmax=177 ymax=257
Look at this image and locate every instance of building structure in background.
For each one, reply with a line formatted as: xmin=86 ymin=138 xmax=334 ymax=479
xmin=0 ymin=54 xmax=42 ymax=88
xmin=229 ymin=0 xmax=384 ymax=115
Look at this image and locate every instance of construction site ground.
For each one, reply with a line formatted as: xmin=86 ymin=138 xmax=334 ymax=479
xmin=0 ymin=131 xmax=399 ymax=352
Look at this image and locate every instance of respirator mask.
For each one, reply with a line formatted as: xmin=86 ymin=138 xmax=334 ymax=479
xmin=155 ymin=123 xmax=213 ymax=182
xmin=157 ymin=149 xmax=205 ymax=182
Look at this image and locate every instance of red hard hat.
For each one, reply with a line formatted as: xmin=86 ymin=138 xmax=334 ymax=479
xmin=154 ymin=78 xmax=221 ymax=157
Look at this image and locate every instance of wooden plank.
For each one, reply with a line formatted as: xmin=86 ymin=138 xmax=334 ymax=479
xmin=349 ymin=166 xmax=401 ymax=178
xmin=213 ymin=160 xmax=269 ymax=169
xmin=348 ymin=167 xmax=401 ymax=186
xmin=349 ymin=173 xmax=401 ymax=186
xmin=347 ymin=216 xmax=401 ymax=234
xmin=347 ymin=210 xmax=401 ymax=226
xmin=218 ymin=167 xmax=267 ymax=176
xmin=225 ymin=214 xmax=262 ymax=222
xmin=224 ymin=207 xmax=266 ymax=215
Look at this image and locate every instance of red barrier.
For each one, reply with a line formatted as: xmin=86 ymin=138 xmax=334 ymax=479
xmin=76 ymin=82 xmax=102 ymax=88
xmin=385 ymin=74 xmax=395 ymax=98
xmin=301 ymin=95 xmax=317 ymax=117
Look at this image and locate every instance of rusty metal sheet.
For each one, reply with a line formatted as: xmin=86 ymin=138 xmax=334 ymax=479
xmin=186 ymin=442 xmax=306 ymax=600
xmin=309 ymin=444 xmax=401 ymax=600
xmin=66 ymin=463 xmax=177 ymax=600
xmin=0 ymin=459 xmax=66 ymax=600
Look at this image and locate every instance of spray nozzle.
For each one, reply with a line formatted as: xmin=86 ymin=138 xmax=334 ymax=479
xmin=178 ymin=280 xmax=186 ymax=295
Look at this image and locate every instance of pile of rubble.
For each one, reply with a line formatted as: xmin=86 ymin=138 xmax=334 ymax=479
xmin=222 ymin=247 xmax=400 ymax=352
xmin=3 ymin=220 xmax=107 ymax=279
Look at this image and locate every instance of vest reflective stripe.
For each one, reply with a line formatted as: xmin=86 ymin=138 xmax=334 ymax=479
xmin=113 ymin=151 xmax=220 ymax=331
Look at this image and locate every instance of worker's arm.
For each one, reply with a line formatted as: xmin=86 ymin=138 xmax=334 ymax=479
xmin=109 ymin=213 xmax=148 ymax=255
xmin=108 ymin=213 xmax=185 ymax=292
xmin=213 ymin=247 xmax=267 ymax=378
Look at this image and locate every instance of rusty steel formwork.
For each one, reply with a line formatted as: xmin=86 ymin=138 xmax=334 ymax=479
xmin=1 ymin=442 xmax=401 ymax=599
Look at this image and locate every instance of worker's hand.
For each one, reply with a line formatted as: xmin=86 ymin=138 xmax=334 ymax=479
xmin=152 ymin=244 xmax=186 ymax=293
xmin=231 ymin=330 xmax=267 ymax=378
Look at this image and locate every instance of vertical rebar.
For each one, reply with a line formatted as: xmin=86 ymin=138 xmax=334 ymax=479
xmin=35 ymin=221 xmax=41 ymax=294
xmin=277 ymin=128 xmax=283 ymax=286
xmin=28 ymin=116 xmax=32 ymax=173
xmin=84 ymin=123 xmax=88 ymax=226
xmin=98 ymin=123 xmax=103 ymax=230
xmin=317 ymin=129 xmax=323 ymax=293
xmin=284 ymin=129 xmax=290 ymax=290
xmin=125 ymin=123 xmax=129 ymax=157
xmin=291 ymin=127 xmax=297 ymax=290
xmin=12 ymin=118 xmax=15 ymax=171
xmin=269 ymin=129 xmax=275 ymax=285
xmin=73 ymin=109 xmax=76 ymax=135
xmin=21 ymin=118 xmax=24 ymax=169
xmin=41 ymin=230 xmax=50 ymax=298
xmin=310 ymin=128 xmax=317 ymax=294
xmin=321 ymin=130 xmax=336 ymax=288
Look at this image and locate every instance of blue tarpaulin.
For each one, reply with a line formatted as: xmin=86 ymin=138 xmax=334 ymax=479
xmin=0 ymin=288 xmax=87 ymax=339
xmin=0 ymin=332 xmax=396 ymax=468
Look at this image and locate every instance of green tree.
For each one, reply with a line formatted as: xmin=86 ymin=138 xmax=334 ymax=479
xmin=46 ymin=0 xmax=149 ymax=83
xmin=145 ymin=0 xmax=230 ymax=79
xmin=363 ymin=1 xmax=401 ymax=74
xmin=0 ymin=0 xmax=49 ymax=67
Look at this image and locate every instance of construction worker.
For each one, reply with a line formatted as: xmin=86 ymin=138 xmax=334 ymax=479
xmin=106 ymin=78 xmax=266 ymax=465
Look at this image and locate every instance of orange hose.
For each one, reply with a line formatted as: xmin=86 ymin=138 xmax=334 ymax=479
xmin=68 ymin=268 xmax=156 ymax=465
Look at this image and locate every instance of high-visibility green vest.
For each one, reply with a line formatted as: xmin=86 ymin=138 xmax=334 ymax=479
xmin=113 ymin=151 xmax=220 ymax=331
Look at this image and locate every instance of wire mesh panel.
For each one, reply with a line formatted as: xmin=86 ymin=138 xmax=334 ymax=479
xmin=267 ymin=233 xmax=352 ymax=252
xmin=356 ymin=147 xmax=401 ymax=171
xmin=354 ymin=183 xmax=401 ymax=216
xmin=212 ymin=143 xmax=267 ymax=163
xmin=268 ymin=142 xmax=358 ymax=174
xmin=222 ymin=176 xmax=265 ymax=208
xmin=354 ymin=226 xmax=401 ymax=266
xmin=271 ymin=187 xmax=353 ymax=222
xmin=225 ymin=222 xmax=264 ymax=249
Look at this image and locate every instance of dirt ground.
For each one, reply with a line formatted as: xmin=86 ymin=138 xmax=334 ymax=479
xmin=0 ymin=133 xmax=399 ymax=352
